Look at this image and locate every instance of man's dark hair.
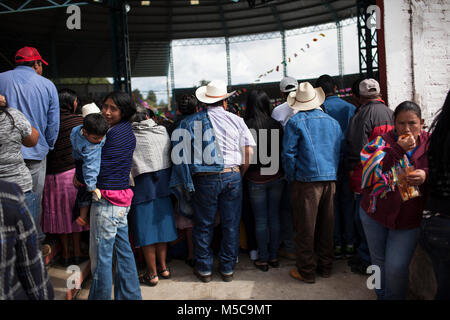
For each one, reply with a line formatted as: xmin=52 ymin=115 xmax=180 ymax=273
xmin=102 ymin=91 xmax=136 ymax=122
xmin=315 ymin=74 xmax=336 ymax=95
xmin=15 ymin=60 xmax=40 ymax=68
xmin=133 ymin=106 xmax=155 ymax=122
xmin=351 ymin=78 xmax=363 ymax=98
xmin=178 ymin=95 xmax=198 ymax=115
xmin=83 ymin=113 xmax=109 ymax=136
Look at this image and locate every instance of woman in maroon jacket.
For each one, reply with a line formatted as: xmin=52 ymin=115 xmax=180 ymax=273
xmin=359 ymin=101 xmax=428 ymax=300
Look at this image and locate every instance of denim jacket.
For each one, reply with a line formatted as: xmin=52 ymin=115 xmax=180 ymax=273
xmin=282 ymin=109 xmax=342 ymax=183
xmin=70 ymin=125 xmax=106 ymax=191
xmin=169 ymin=110 xmax=224 ymax=193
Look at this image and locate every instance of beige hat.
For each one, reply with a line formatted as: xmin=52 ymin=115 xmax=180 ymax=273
xmin=81 ymin=103 xmax=101 ymax=118
xmin=359 ymin=78 xmax=381 ymax=98
xmin=287 ymin=82 xmax=325 ymax=111
xmin=195 ymin=80 xmax=236 ymax=104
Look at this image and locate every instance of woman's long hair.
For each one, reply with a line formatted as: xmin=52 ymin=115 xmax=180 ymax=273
xmin=58 ymin=88 xmax=78 ymax=112
xmin=244 ymin=89 xmax=272 ymax=130
xmin=428 ymin=91 xmax=450 ymax=170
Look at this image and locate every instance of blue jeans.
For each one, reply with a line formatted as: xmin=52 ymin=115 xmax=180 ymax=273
xmin=355 ymin=195 xmax=371 ymax=265
xmin=333 ymin=173 xmax=355 ymax=247
xmin=25 ymin=158 xmax=46 ymax=243
xmin=279 ymin=179 xmax=296 ymax=253
xmin=420 ymin=215 xmax=450 ymax=300
xmin=24 ymin=191 xmax=38 ymax=229
xmin=88 ymin=198 xmax=142 ymax=300
xmin=192 ymin=171 xmax=242 ymax=275
xmin=360 ymin=209 xmax=420 ymax=300
xmin=247 ymin=178 xmax=284 ymax=262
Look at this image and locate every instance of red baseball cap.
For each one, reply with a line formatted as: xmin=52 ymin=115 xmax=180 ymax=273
xmin=15 ymin=47 xmax=48 ymax=65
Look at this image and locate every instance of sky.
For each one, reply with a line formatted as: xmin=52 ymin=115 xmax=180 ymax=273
xmin=129 ymin=20 xmax=359 ymax=104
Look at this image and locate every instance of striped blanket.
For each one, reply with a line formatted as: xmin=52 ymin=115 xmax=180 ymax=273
xmin=360 ymin=136 xmax=411 ymax=213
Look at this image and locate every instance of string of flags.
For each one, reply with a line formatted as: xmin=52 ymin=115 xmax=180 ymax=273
xmin=253 ymin=33 xmax=326 ymax=83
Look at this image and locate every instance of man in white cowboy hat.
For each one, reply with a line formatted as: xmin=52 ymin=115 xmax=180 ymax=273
xmin=188 ymin=79 xmax=256 ymax=283
xmin=281 ymin=82 xmax=343 ymax=284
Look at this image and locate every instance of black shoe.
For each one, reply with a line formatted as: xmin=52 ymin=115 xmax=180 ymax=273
xmin=220 ymin=272 xmax=234 ymax=282
xmin=268 ymin=260 xmax=280 ymax=268
xmin=253 ymin=261 xmax=269 ymax=272
xmin=193 ymin=268 xmax=212 ymax=283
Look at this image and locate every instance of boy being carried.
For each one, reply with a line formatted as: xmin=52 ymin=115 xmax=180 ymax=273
xmin=71 ymin=103 xmax=109 ymax=226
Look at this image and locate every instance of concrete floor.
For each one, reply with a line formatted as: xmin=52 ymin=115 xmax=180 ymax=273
xmin=49 ymin=253 xmax=376 ymax=300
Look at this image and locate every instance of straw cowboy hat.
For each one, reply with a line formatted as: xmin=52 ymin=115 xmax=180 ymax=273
xmin=195 ymin=80 xmax=236 ymax=104
xmin=287 ymin=82 xmax=325 ymax=111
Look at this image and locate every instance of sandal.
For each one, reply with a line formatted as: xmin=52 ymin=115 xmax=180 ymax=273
xmin=158 ymin=267 xmax=172 ymax=279
xmin=139 ymin=273 xmax=158 ymax=287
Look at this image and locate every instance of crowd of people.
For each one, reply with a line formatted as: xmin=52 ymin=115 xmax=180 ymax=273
xmin=0 ymin=46 xmax=449 ymax=301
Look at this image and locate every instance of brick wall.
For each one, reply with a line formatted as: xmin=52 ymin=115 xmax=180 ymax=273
xmin=384 ymin=0 xmax=450 ymax=126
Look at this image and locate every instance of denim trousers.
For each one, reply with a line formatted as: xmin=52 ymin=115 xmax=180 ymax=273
xmin=360 ymin=209 xmax=420 ymax=300
xmin=25 ymin=158 xmax=46 ymax=243
xmin=192 ymin=171 xmax=242 ymax=275
xmin=420 ymin=215 xmax=450 ymax=300
xmin=241 ymin=179 xmax=257 ymax=252
xmin=333 ymin=173 xmax=355 ymax=247
xmin=247 ymin=178 xmax=284 ymax=262
xmin=24 ymin=191 xmax=38 ymax=230
xmin=278 ymin=179 xmax=296 ymax=253
xmin=88 ymin=198 xmax=142 ymax=300
xmin=355 ymin=195 xmax=371 ymax=265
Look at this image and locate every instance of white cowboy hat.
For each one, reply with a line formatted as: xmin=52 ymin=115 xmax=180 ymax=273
xmin=81 ymin=102 xmax=101 ymax=118
xmin=195 ymin=80 xmax=236 ymax=104
xmin=287 ymin=82 xmax=325 ymax=111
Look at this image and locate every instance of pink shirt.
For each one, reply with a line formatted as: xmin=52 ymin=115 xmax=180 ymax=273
xmin=100 ymin=189 xmax=134 ymax=207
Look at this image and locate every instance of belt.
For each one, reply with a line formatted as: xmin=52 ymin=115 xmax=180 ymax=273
xmin=195 ymin=166 xmax=240 ymax=176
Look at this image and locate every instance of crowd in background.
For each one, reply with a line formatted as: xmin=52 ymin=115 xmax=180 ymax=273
xmin=0 ymin=47 xmax=449 ymax=301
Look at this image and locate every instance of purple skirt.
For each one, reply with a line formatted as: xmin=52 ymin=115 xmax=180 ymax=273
xmin=41 ymin=168 xmax=89 ymax=234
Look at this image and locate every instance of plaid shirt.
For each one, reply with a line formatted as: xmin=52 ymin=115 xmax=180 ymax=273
xmin=0 ymin=181 xmax=54 ymax=300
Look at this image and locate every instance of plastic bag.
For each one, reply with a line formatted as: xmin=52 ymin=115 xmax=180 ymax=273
xmin=396 ymin=166 xmax=421 ymax=201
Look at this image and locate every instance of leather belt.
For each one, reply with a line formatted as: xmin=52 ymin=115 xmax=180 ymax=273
xmin=196 ymin=166 xmax=240 ymax=176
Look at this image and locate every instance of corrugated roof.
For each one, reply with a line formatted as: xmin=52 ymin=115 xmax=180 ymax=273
xmin=0 ymin=0 xmax=356 ymax=78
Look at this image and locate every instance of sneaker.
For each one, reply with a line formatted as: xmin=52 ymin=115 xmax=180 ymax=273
xmin=344 ymin=245 xmax=355 ymax=259
xmin=249 ymin=250 xmax=258 ymax=261
xmin=334 ymin=246 xmax=343 ymax=259
xmin=193 ymin=268 xmax=212 ymax=283
xmin=220 ymin=272 xmax=234 ymax=282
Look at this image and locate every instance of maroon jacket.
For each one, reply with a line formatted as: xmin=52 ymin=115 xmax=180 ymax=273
xmin=361 ymin=130 xmax=429 ymax=229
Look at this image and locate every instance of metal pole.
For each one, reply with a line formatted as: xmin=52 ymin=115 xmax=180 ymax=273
xmin=225 ymin=36 xmax=231 ymax=86
xmin=281 ymin=30 xmax=287 ymax=77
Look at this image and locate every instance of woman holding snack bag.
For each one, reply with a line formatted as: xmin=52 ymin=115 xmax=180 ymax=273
xmin=359 ymin=101 xmax=428 ymax=300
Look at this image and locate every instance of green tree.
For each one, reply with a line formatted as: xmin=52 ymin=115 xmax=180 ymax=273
xmin=199 ymin=79 xmax=210 ymax=86
xmin=146 ymin=90 xmax=157 ymax=105
xmin=57 ymin=77 xmax=111 ymax=84
xmin=132 ymin=89 xmax=144 ymax=102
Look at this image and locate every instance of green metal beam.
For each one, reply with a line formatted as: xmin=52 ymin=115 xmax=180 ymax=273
xmin=0 ymin=0 xmax=89 ymax=14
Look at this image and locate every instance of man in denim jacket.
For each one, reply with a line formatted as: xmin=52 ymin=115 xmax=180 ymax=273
xmin=282 ymin=82 xmax=342 ymax=284
xmin=171 ymin=80 xmax=255 ymax=283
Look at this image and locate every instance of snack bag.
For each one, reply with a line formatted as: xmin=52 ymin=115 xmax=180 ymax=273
xmin=396 ymin=166 xmax=421 ymax=201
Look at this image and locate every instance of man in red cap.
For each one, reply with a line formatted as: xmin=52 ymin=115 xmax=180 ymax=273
xmin=0 ymin=47 xmax=60 ymax=255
